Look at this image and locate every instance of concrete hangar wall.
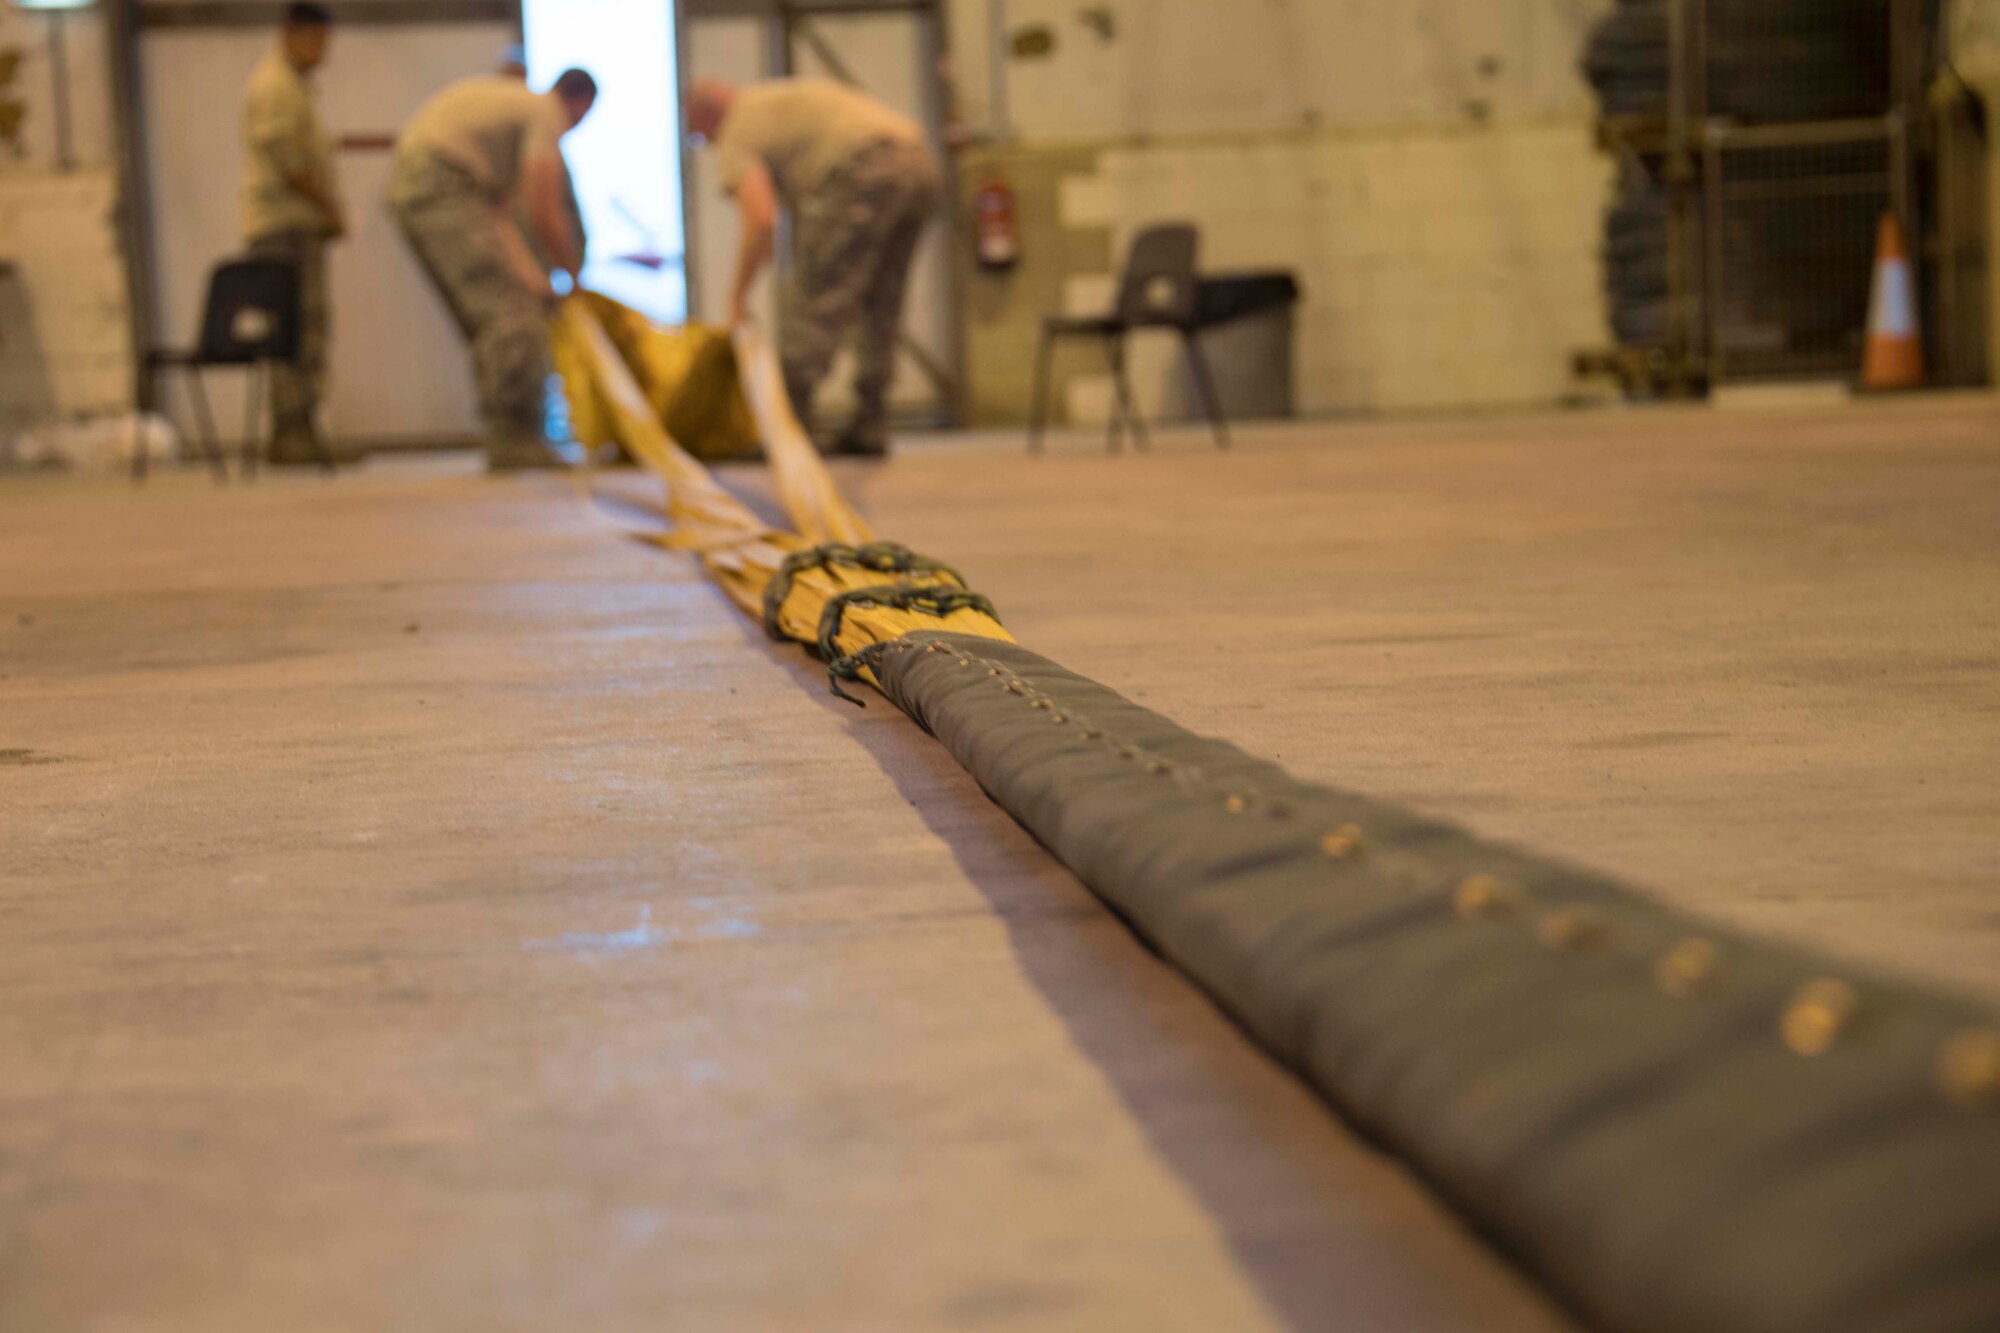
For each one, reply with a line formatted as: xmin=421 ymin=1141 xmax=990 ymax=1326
xmin=0 ymin=4 xmax=129 ymax=449
xmin=943 ymin=0 xmax=1617 ymax=425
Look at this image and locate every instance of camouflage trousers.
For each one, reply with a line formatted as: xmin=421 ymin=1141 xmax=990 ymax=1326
xmin=246 ymin=229 xmax=328 ymax=459
xmin=387 ymin=149 xmax=551 ymax=450
xmin=782 ymin=140 xmax=939 ymax=444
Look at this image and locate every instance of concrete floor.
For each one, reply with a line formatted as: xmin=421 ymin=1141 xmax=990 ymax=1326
xmin=2 ymin=395 xmax=1996 ymax=1332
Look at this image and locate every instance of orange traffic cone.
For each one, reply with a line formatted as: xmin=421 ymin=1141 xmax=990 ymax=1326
xmin=1861 ymin=211 xmax=1923 ymax=391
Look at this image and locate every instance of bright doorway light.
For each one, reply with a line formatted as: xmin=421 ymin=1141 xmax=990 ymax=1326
xmin=524 ymin=0 xmax=687 ymax=325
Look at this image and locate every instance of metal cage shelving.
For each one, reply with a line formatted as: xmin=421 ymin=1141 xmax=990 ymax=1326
xmin=1579 ymin=0 xmax=1934 ymax=396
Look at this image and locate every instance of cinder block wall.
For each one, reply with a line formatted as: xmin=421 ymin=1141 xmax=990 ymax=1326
xmin=0 ymin=8 xmax=132 ymax=443
xmin=0 ymin=175 xmax=132 ymax=437
xmin=947 ymin=0 xmax=1614 ymax=425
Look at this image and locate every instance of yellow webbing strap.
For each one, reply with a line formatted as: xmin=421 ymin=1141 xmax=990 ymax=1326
xmin=731 ymin=326 xmax=877 ymax=547
xmin=556 ymin=296 xmax=1009 ymax=686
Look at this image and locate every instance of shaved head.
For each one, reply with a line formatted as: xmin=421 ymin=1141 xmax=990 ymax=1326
xmin=685 ymin=77 xmax=738 ymax=142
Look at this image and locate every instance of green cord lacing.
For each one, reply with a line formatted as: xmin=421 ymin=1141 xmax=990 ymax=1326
xmin=762 ymin=542 xmax=965 ymax=641
xmin=820 ymin=582 xmax=1002 ymax=705
xmin=826 ymin=641 xmax=898 ymax=707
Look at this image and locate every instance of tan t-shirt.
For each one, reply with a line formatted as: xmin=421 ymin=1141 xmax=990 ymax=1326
xmin=396 ymin=76 xmax=568 ymax=198
xmin=241 ymin=49 xmax=338 ymax=241
xmin=713 ymin=78 xmax=922 ymax=202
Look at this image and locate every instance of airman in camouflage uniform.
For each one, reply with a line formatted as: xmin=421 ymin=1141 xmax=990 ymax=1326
xmin=688 ymin=77 xmax=939 ymax=456
xmin=240 ymin=3 xmax=342 ymax=465
xmin=387 ymin=70 xmax=596 ymax=469
xmin=782 ymin=142 xmax=938 ymax=453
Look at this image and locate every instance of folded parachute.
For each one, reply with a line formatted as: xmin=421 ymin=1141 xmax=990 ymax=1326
xmin=552 ymin=291 xmax=761 ymax=463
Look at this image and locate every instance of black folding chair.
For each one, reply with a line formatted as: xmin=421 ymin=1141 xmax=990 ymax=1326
xmin=140 ymin=257 xmax=308 ymax=481
xmin=1028 ymin=222 xmax=1230 ymax=455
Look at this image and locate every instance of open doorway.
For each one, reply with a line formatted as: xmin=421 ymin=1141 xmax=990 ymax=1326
xmin=524 ymin=0 xmax=688 ymax=325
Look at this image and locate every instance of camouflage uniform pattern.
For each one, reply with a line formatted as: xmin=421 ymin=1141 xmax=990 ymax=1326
xmin=781 ymin=141 xmax=938 ymax=446
xmin=387 ymin=149 xmax=551 ymax=455
xmin=246 ymin=229 xmax=328 ymax=460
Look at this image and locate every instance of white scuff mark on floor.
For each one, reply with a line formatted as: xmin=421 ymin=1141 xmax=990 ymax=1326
xmin=618 ymin=1207 xmax=666 ymax=1245
xmin=532 ymin=905 xmax=664 ymax=954
xmin=524 ymin=905 xmax=764 ymax=955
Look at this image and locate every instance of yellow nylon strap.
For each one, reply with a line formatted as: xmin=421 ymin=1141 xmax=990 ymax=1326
xmin=556 ymin=297 xmax=1010 ymax=682
xmin=731 ymin=326 xmax=877 ymax=546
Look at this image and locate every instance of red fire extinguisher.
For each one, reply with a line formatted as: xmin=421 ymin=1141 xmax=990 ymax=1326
xmin=973 ymin=176 xmax=1021 ymax=272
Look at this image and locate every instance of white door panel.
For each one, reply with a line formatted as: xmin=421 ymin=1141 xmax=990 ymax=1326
xmin=525 ymin=0 xmax=689 ymax=325
xmin=142 ymin=23 xmax=512 ymax=446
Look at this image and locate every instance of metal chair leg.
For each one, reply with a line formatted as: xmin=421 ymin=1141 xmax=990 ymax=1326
xmin=1028 ymin=328 xmax=1056 ymax=455
xmin=312 ymin=391 xmax=337 ymax=475
xmin=1109 ymin=335 xmax=1150 ymax=453
xmin=1182 ymin=329 xmax=1231 ymax=451
xmin=132 ymin=371 xmax=150 ymax=484
xmin=242 ymin=361 xmax=264 ymax=481
xmin=187 ymin=369 xmax=229 ymax=483
xmin=1101 ymin=337 xmax=1121 ymax=454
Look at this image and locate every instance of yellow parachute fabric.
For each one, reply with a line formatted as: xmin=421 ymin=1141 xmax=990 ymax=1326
xmin=553 ymin=298 xmax=1011 ymax=685
xmin=552 ymin=291 xmax=762 ymax=462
